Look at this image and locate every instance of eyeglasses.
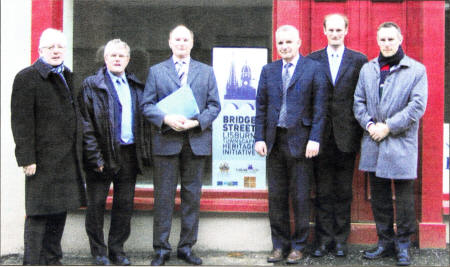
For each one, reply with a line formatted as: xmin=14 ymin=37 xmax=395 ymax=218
xmin=41 ymin=44 xmax=66 ymax=51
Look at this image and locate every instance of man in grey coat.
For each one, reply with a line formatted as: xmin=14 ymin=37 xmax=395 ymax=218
xmin=141 ymin=25 xmax=221 ymax=266
xmin=353 ymin=22 xmax=427 ymax=266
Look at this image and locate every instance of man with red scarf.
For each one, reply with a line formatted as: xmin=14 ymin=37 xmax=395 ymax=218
xmin=353 ymin=22 xmax=428 ymax=266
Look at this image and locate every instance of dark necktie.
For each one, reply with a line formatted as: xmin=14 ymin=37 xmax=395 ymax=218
xmin=278 ymin=62 xmax=293 ymax=128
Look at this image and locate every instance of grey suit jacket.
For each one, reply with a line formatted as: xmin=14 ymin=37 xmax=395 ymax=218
xmin=141 ymin=58 xmax=221 ymax=156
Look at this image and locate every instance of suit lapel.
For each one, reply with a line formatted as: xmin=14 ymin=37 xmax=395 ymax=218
xmin=287 ymin=55 xmax=305 ymax=89
xmin=162 ymin=59 xmax=181 ymax=87
xmin=272 ymin=60 xmax=283 ymax=93
xmin=187 ymin=59 xmax=200 ymax=87
xmin=320 ymin=49 xmax=333 ymax=84
xmin=334 ymin=48 xmax=351 ymax=86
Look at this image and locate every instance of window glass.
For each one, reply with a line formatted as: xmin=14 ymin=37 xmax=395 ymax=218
xmin=73 ymin=0 xmax=272 ymax=186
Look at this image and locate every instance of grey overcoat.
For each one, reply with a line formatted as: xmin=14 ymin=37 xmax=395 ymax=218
xmin=353 ymin=55 xmax=428 ymax=179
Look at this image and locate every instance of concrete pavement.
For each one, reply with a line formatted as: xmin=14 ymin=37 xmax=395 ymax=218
xmin=1 ymin=245 xmax=449 ymax=266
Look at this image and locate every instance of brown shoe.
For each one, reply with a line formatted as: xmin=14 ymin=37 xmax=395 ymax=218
xmin=286 ymin=249 xmax=303 ymax=264
xmin=267 ymin=249 xmax=284 ymax=263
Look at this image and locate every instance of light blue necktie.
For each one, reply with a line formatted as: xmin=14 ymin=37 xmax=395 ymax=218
xmin=330 ymin=53 xmax=339 ymax=85
xmin=115 ymin=78 xmax=133 ymax=143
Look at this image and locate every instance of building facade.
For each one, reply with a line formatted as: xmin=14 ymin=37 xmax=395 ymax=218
xmin=1 ymin=0 xmax=447 ymax=255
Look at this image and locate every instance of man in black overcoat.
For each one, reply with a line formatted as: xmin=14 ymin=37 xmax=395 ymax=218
xmin=307 ymin=14 xmax=367 ymax=257
xmin=10 ymin=28 xmax=86 ymax=265
xmin=79 ymin=39 xmax=150 ymax=266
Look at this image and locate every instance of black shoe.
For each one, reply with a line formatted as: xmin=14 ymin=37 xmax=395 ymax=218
xmin=396 ymin=248 xmax=411 ymax=266
xmin=150 ymin=253 xmax=170 ymax=266
xmin=177 ymin=251 xmax=203 ymax=265
xmin=311 ymin=244 xmax=328 ymax=257
xmin=94 ymin=255 xmax=111 ymax=265
xmin=267 ymin=249 xmax=285 ymax=263
xmin=109 ymin=255 xmax=131 ymax=266
xmin=363 ymin=245 xmax=394 ymax=259
xmin=334 ymin=243 xmax=347 ymax=257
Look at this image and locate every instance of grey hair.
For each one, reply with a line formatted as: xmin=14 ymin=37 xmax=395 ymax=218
xmin=104 ymin=39 xmax=130 ymax=57
xmin=39 ymin=28 xmax=67 ymax=48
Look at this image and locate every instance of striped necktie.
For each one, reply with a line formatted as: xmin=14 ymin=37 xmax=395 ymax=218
xmin=176 ymin=61 xmax=186 ymax=85
xmin=278 ymin=62 xmax=293 ymax=127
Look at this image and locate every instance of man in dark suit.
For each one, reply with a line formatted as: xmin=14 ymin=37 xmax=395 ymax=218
xmin=11 ymin=28 xmax=86 ymax=265
xmin=141 ymin=25 xmax=221 ymax=266
xmin=254 ymin=25 xmax=328 ymax=264
xmin=307 ymin=14 xmax=367 ymax=257
xmin=79 ymin=39 xmax=150 ymax=266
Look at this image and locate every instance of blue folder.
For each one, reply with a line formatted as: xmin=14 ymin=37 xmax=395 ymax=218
xmin=156 ymin=84 xmax=200 ymax=119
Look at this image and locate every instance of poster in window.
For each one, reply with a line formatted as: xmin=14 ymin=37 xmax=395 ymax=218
xmin=212 ymin=48 xmax=267 ymax=189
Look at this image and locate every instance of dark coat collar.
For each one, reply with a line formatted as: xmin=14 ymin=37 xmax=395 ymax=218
xmin=91 ymin=66 xmax=143 ymax=91
xmin=34 ymin=58 xmax=71 ymax=79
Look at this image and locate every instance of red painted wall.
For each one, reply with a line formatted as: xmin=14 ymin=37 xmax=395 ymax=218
xmin=31 ymin=0 xmax=63 ymax=63
xmin=273 ymin=0 xmax=446 ymax=248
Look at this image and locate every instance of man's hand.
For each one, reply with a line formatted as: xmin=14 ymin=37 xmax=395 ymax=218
xmin=180 ymin=119 xmax=199 ymax=130
xmin=95 ymin=165 xmax=104 ymax=173
xmin=164 ymin=114 xmax=187 ymax=132
xmin=23 ymin=163 xmax=36 ymax=176
xmin=254 ymin=141 xmax=267 ymax=157
xmin=369 ymin=122 xmax=390 ymax=142
xmin=305 ymin=140 xmax=320 ymax=158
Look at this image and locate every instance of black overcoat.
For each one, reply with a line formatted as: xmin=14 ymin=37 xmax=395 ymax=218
xmin=11 ymin=58 xmax=86 ymax=216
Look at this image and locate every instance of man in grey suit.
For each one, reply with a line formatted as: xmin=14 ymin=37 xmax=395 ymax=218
xmin=141 ymin=25 xmax=221 ymax=266
xmin=353 ymin=22 xmax=427 ymax=266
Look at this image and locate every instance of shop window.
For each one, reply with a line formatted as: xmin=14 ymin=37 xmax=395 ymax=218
xmin=73 ymin=0 xmax=272 ymax=190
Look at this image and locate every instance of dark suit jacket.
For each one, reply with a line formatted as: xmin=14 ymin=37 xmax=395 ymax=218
xmin=254 ymin=55 xmax=328 ymax=158
xmin=308 ymin=48 xmax=368 ymax=153
xmin=141 ymin=58 xmax=221 ymax=156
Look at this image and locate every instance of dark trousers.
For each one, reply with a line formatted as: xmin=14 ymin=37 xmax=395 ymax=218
xmin=85 ymin=144 xmax=137 ymax=257
xmin=267 ymin=128 xmax=312 ymax=252
xmin=369 ymin=173 xmax=416 ymax=249
xmin=23 ymin=212 xmax=67 ymax=265
xmin=152 ymin=136 xmax=205 ymax=256
xmin=313 ymin=137 xmax=356 ymax=245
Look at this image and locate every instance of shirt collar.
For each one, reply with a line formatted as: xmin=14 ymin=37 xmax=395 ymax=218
xmin=107 ymin=69 xmax=127 ymax=84
xmin=283 ymin=54 xmax=299 ymax=68
xmin=327 ymin=45 xmax=345 ymax=58
xmin=172 ymin=55 xmax=191 ymax=65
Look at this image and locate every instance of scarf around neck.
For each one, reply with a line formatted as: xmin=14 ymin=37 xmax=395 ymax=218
xmin=378 ymin=45 xmax=405 ymax=68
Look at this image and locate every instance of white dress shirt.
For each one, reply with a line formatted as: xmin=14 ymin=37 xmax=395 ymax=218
xmin=327 ymin=45 xmax=345 ymax=85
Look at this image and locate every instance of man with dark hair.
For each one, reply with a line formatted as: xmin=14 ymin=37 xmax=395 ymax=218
xmin=254 ymin=25 xmax=328 ymax=264
xmin=11 ymin=28 xmax=86 ymax=265
xmin=308 ymin=13 xmax=367 ymax=257
xmin=141 ymin=25 xmax=221 ymax=266
xmin=79 ymin=39 xmax=149 ymax=265
xmin=354 ymin=22 xmax=428 ymax=266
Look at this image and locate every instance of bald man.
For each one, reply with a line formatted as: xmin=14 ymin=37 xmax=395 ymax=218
xmin=141 ymin=25 xmax=220 ymax=266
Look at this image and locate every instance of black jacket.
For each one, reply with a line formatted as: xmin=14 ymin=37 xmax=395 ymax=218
xmin=307 ymin=48 xmax=368 ymax=153
xmin=78 ymin=67 xmax=151 ymax=175
xmin=11 ymin=58 xmax=86 ymax=216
